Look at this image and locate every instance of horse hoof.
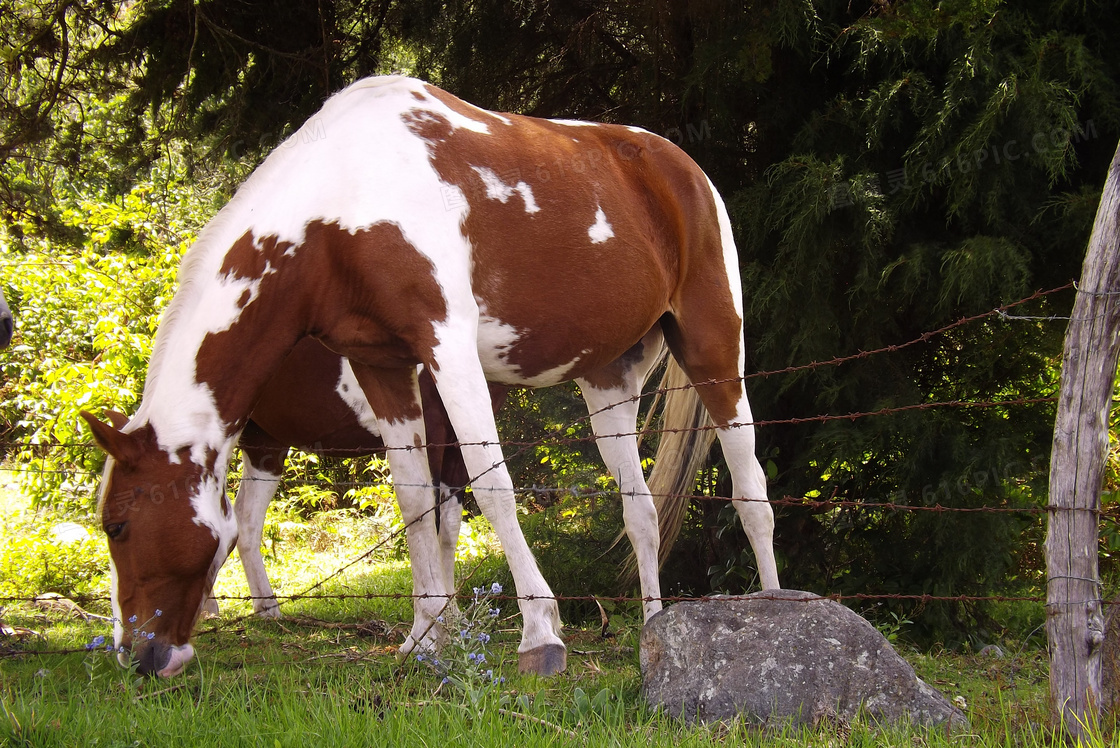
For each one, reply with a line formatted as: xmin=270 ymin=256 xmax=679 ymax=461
xmin=255 ymin=604 xmax=282 ymax=619
xmin=518 ymin=643 xmax=567 ymax=675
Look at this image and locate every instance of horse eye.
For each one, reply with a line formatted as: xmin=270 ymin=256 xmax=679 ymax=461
xmin=105 ymin=522 xmax=126 ymax=540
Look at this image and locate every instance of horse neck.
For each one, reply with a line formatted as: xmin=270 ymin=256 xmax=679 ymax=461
xmin=134 ymin=233 xmax=306 ymax=468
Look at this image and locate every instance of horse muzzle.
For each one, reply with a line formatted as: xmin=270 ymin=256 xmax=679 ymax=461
xmin=127 ymin=640 xmax=196 ymax=677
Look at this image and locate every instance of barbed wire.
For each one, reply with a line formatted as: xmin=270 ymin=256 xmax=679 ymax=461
xmin=0 ymin=394 xmax=1060 ymax=457
xmin=0 ymin=281 xmax=1095 ymax=661
xmin=0 ymin=589 xmax=1072 ymax=608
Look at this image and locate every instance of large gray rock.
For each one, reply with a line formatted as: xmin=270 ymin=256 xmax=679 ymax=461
xmin=640 ymin=589 xmax=967 ymax=728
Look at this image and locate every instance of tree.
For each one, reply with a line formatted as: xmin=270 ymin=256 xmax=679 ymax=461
xmin=3 ymin=1 xmax=1120 ymax=640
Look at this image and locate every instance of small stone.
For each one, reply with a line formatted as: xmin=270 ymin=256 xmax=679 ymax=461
xmin=977 ymin=644 xmax=1005 ymax=659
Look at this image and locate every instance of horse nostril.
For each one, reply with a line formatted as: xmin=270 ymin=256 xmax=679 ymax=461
xmin=133 ymin=641 xmax=171 ymax=677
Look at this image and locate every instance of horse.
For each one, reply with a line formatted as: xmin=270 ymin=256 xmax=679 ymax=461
xmin=81 ymin=75 xmax=778 ymax=678
xmin=0 ymin=286 xmax=13 ymax=348
xmin=203 ymin=336 xmax=507 ymax=619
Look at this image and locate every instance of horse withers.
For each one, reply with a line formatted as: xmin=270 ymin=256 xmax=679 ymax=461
xmin=82 ymin=76 xmax=778 ymax=678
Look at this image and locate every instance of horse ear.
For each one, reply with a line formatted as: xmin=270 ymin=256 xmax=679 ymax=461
xmin=105 ymin=410 xmax=129 ymax=430
xmin=81 ymin=410 xmax=142 ymax=467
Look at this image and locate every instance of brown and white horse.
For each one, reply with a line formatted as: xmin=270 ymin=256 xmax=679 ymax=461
xmin=82 ymin=76 xmax=778 ymax=678
xmin=211 ymin=336 xmax=506 ymax=619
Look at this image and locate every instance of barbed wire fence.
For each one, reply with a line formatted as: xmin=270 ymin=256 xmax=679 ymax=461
xmin=2 ymin=281 xmax=1113 ymax=662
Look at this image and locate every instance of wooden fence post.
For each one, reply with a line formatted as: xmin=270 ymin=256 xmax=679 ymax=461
xmin=1047 ymin=139 xmax=1120 ymax=738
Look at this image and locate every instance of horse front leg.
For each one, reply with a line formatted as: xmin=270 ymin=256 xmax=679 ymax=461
xmin=430 ymin=351 xmax=566 ymax=675
xmin=350 ymin=364 xmax=451 ymax=656
xmin=234 ymin=430 xmax=289 ymax=618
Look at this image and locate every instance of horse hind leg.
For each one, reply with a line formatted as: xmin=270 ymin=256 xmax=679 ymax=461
xmin=420 ymin=367 xmax=463 ymax=597
xmin=713 ymin=404 xmax=779 ymax=590
xmin=577 ymin=328 xmax=667 ymax=620
xmin=662 ymin=234 xmax=779 ymax=589
xmin=662 ymin=329 xmax=778 ymax=589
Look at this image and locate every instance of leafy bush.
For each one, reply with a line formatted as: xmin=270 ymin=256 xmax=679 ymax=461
xmin=0 ymin=522 xmax=107 ymax=601
xmin=1 ymin=169 xmax=211 ymax=512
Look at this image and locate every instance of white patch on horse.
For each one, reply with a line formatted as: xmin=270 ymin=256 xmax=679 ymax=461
xmin=472 ymin=167 xmax=540 ymax=214
xmin=127 ymin=255 xmax=268 ymax=465
xmin=516 ymin=183 xmax=540 ymax=213
xmin=706 ymin=176 xmax=746 ymax=373
xmin=588 ymin=206 xmax=614 ymax=244
xmin=549 ymin=119 xmax=600 ymax=128
xmin=109 ymin=558 xmax=124 ymax=651
xmin=336 ymin=359 xmax=382 ymax=436
xmin=191 ymin=474 xmax=238 ymax=544
xmin=476 ymin=314 xmax=581 ymax=387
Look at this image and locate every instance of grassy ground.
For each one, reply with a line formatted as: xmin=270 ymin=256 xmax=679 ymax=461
xmin=0 ymin=480 xmax=1111 ymax=747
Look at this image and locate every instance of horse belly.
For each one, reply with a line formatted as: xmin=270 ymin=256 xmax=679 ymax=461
xmin=475 ymin=302 xmax=662 ymax=388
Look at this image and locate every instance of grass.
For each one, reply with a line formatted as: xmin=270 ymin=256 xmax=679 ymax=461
xmin=0 ymin=480 xmax=1114 ymax=746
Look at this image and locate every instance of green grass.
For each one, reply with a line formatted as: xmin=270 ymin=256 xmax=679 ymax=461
xmin=0 ymin=481 xmax=1114 ymax=746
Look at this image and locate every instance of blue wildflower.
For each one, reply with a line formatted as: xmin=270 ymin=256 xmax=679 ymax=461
xmin=154 ymin=609 xmax=163 ymax=617
xmin=128 ymin=615 xmax=138 ymax=623
xmin=85 ymin=634 xmax=106 ymax=650
xmin=489 ymin=607 xmax=500 ymax=618
xmin=416 ymin=653 xmax=425 ymax=662
xmin=146 ymin=632 xmax=155 ymax=640
xmin=477 ymin=632 xmax=491 ymax=644
xmin=436 ymin=615 xmax=444 ymax=624
xmin=490 ymin=583 xmax=503 ymax=595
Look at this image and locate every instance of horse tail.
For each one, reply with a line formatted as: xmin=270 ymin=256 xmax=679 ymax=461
xmin=618 ymin=357 xmax=714 ymax=584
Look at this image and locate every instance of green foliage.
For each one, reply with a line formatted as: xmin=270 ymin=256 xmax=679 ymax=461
xmin=0 ymin=525 xmax=106 ymax=601
xmin=413 ymin=584 xmax=507 ymax=712
xmin=1 ymin=169 xmax=204 ymax=510
xmin=685 ymin=0 xmax=1117 ymax=643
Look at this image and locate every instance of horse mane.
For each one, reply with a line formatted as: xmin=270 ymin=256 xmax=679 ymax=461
xmin=135 ymin=206 xmax=244 ymax=427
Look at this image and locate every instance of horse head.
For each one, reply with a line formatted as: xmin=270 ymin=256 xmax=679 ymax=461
xmin=82 ymin=410 xmax=238 ymax=677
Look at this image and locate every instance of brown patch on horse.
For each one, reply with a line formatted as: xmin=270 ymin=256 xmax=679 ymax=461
xmin=247 ymin=337 xmax=384 ymax=453
xmin=404 ymin=90 xmax=728 ymax=386
xmin=196 ymin=220 xmax=449 ymax=429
